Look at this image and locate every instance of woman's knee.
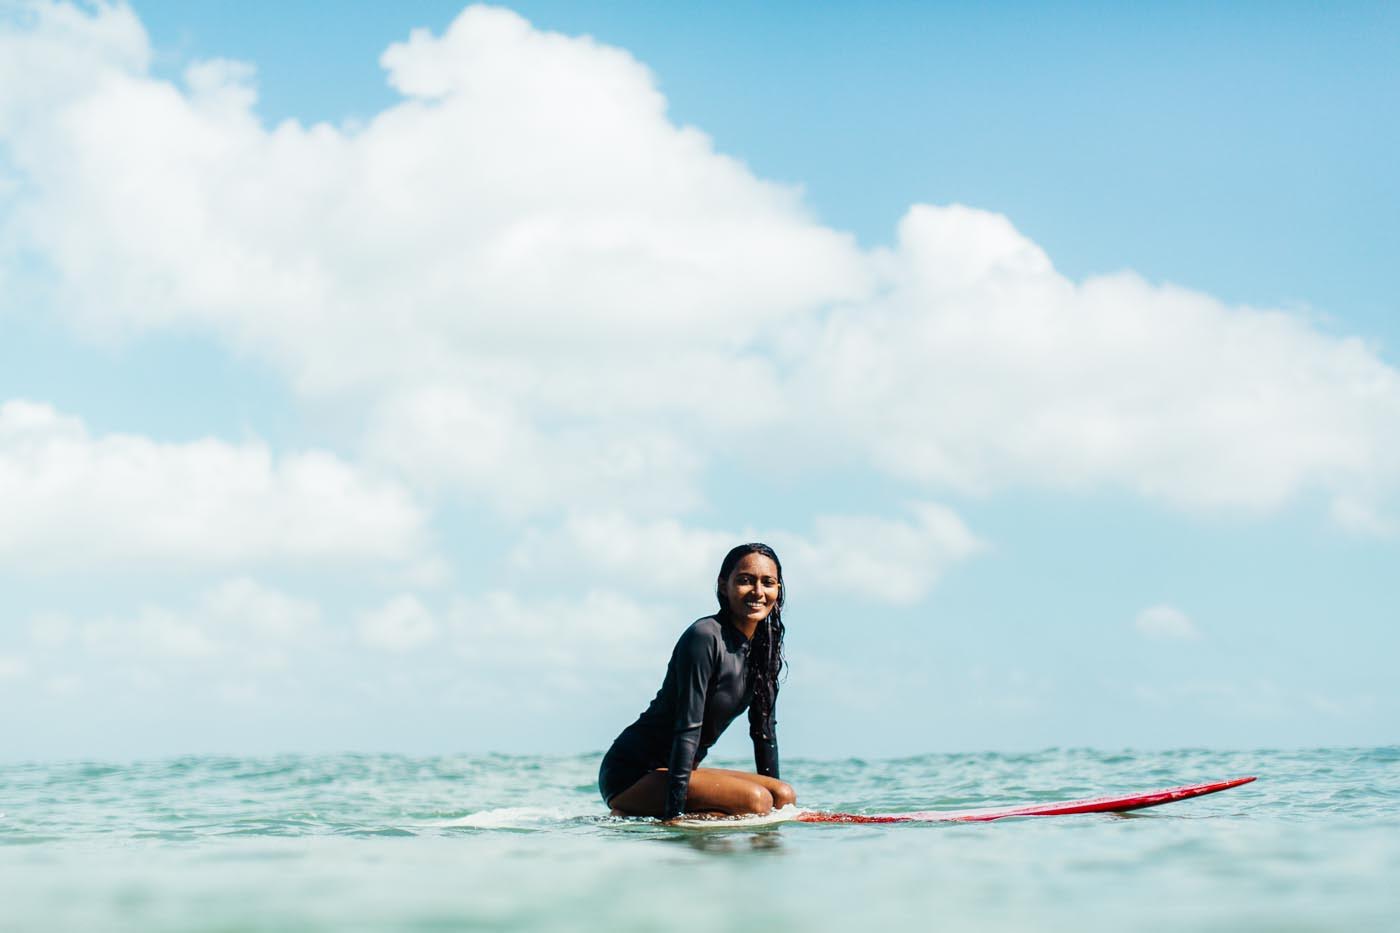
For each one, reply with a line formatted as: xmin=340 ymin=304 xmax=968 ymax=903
xmin=771 ymin=781 xmax=797 ymax=808
xmin=743 ymin=783 xmax=775 ymax=814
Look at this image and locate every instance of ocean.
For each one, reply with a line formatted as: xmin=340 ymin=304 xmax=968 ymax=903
xmin=2 ymin=746 xmax=1396 ymax=931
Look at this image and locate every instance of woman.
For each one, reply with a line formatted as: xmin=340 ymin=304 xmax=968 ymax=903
xmin=599 ymin=543 xmax=797 ymax=820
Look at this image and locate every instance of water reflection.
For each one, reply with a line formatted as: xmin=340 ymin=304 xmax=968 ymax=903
xmin=675 ymin=827 xmax=785 ymax=855
xmin=593 ymin=815 xmax=788 ymax=855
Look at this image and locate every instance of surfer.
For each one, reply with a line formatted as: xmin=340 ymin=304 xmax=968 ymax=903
xmin=599 ymin=543 xmax=797 ymax=821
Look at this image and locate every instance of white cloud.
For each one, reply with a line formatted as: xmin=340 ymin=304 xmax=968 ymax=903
xmin=0 ymin=3 xmax=865 ymax=387
xmin=28 ymin=612 xmax=72 ymax=648
xmin=201 ymin=577 xmax=323 ymax=640
xmin=796 ymin=205 xmax=1400 ymax=521
xmin=448 ymin=588 xmax=668 ymax=683
xmin=1133 ymin=604 xmax=1200 ymax=641
xmin=407 ymin=587 xmax=674 ymax=726
xmin=13 ymin=578 xmax=326 ymax=708
xmin=1 ymin=2 xmax=1397 ymax=531
xmin=43 ymin=673 xmax=81 ymax=697
xmin=77 ymin=578 xmax=324 ymax=667
xmin=510 ymin=512 xmax=734 ymax=595
xmin=0 ymin=400 xmax=431 ymax=573
xmin=511 ymin=503 xmax=984 ymax=606
xmin=358 ymin=593 xmax=438 ymax=652
xmin=21 ymin=574 xmax=677 ymax=709
xmin=362 ymin=386 xmax=704 ymax=517
xmin=1329 ymin=496 xmax=1396 ymax=537
xmin=769 ymin=502 xmax=985 ymax=606
xmin=0 ymin=653 xmax=27 ymax=680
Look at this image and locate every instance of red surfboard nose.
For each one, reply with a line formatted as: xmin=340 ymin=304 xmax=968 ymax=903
xmin=796 ymin=776 xmax=1257 ymax=824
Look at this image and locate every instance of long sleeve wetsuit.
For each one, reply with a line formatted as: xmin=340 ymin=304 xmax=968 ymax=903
xmin=601 ymin=615 xmax=779 ymax=820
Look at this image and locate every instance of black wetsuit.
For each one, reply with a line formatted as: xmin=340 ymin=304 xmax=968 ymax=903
xmin=598 ymin=615 xmax=780 ymax=820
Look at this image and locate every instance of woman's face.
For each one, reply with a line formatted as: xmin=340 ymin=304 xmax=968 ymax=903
xmin=721 ymin=552 xmax=781 ymax=628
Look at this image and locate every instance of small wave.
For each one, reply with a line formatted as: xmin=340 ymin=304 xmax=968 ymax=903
xmin=437 ymin=804 xmax=806 ymax=831
xmin=437 ymin=806 xmax=582 ymax=829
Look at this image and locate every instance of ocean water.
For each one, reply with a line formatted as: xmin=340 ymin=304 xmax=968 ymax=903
xmin=2 ymin=747 xmax=1397 ymax=931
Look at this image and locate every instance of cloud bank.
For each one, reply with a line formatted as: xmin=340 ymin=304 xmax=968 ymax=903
xmin=0 ymin=400 xmax=430 ymax=573
xmin=509 ymin=503 xmax=983 ymax=605
xmin=1 ymin=3 xmax=1398 ymax=760
xmin=2 ymin=1 xmax=1396 ymax=537
xmin=1134 ymin=604 xmax=1200 ymax=641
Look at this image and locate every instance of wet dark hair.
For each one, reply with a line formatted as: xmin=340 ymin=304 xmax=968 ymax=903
xmin=714 ymin=542 xmax=787 ymax=745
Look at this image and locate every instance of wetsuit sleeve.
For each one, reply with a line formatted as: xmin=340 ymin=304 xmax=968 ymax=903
xmin=750 ymin=703 xmax=780 ymax=779
xmin=663 ymin=625 xmax=718 ymax=820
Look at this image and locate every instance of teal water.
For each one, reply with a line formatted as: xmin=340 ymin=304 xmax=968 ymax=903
xmin=2 ymin=747 xmax=1397 ymax=931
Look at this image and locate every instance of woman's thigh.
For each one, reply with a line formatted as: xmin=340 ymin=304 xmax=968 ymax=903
xmin=607 ymin=767 xmax=776 ymax=818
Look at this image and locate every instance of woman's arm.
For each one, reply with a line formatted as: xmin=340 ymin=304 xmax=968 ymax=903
xmin=663 ymin=625 xmax=718 ymax=820
xmin=751 ymin=705 xmax=779 ymax=779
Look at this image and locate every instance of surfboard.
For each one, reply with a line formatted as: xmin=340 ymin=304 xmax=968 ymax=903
xmin=672 ymin=807 xmax=803 ymax=828
xmin=795 ymin=775 xmax=1256 ymax=824
xmin=671 ymin=776 xmax=1255 ymax=827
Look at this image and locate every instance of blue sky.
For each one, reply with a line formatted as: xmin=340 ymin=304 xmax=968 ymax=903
xmin=1 ymin=1 xmax=1396 ymax=762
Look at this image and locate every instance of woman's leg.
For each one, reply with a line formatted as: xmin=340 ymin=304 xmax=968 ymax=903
xmin=608 ymin=767 xmax=785 ymax=818
xmin=698 ymin=767 xmax=797 ymax=808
